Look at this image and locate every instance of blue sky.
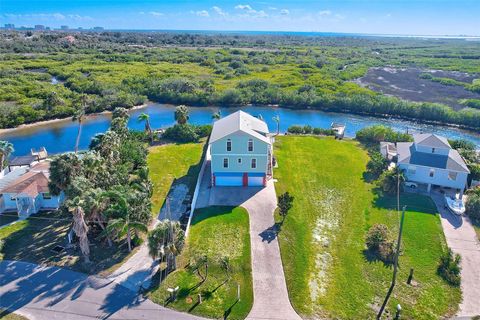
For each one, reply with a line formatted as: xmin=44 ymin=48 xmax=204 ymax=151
xmin=1 ymin=0 xmax=479 ymax=36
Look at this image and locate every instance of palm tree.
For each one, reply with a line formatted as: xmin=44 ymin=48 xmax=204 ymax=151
xmin=83 ymin=188 xmax=112 ymax=247
xmin=148 ymin=220 xmax=185 ymax=272
xmin=73 ymin=95 xmax=88 ymax=154
xmin=212 ymin=110 xmax=221 ymax=121
xmin=138 ymin=113 xmax=153 ymax=142
xmin=381 ymin=167 xmax=406 ymax=196
xmin=0 ymin=140 xmax=14 ymax=171
xmin=174 ymin=105 xmax=189 ymax=125
xmin=103 ymin=190 xmax=147 ymax=252
xmin=67 ymin=197 xmax=90 ymax=263
xmin=272 ymin=115 xmax=280 ymax=136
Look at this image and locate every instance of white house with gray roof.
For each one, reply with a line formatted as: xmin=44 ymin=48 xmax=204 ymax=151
xmin=396 ymin=133 xmax=470 ymax=194
xmin=209 ymin=111 xmax=272 ymax=187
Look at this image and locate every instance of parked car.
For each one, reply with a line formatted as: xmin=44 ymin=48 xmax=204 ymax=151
xmin=404 ymin=181 xmax=418 ymax=189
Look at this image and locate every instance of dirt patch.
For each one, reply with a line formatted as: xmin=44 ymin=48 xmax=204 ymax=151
xmin=355 ymin=67 xmax=480 ymax=110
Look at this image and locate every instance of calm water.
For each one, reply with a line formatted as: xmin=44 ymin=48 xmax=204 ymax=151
xmin=1 ymin=103 xmax=479 ymax=156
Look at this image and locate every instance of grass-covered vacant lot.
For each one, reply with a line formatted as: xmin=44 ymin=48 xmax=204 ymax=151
xmin=147 ymin=141 xmax=205 ymax=216
xmin=274 ymin=136 xmax=460 ymax=319
xmin=148 ymin=206 xmax=253 ymax=320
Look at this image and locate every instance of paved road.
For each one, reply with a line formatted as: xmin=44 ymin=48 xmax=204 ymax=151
xmin=431 ymin=193 xmax=480 ymax=318
xmin=205 ymin=180 xmax=301 ymax=320
xmin=0 ymin=260 xmax=203 ymax=320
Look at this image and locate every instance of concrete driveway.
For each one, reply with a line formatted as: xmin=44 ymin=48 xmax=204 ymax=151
xmin=0 ymin=260 xmax=203 ymax=320
xmin=203 ymin=179 xmax=301 ymax=320
xmin=430 ymin=193 xmax=480 ymax=318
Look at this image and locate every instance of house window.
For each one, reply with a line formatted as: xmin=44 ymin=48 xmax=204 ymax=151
xmin=408 ymin=166 xmax=416 ymax=174
xmin=238 ymin=158 xmax=242 ymax=164
xmin=251 ymin=158 xmax=257 ymax=169
xmin=448 ymin=172 xmax=457 ymax=181
xmin=226 ymin=139 xmax=232 ymax=152
xmin=248 ymin=139 xmax=253 ymax=152
xmin=432 ymin=148 xmax=435 ymax=153
xmin=43 ymin=192 xmax=52 ymax=199
xmin=429 ymin=169 xmax=435 ymax=177
xmin=223 ymin=158 xmax=229 ymax=168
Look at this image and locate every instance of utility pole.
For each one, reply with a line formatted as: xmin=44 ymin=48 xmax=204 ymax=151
xmin=377 ymin=205 xmax=406 ymax=319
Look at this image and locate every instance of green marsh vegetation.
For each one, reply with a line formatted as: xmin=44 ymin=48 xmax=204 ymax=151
xmin=1 ymin=31 xmax=480 ymax=130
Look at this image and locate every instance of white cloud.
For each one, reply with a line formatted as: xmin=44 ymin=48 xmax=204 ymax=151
xmin=148 ymin=11 xmax=164 ymax=17
xmin=280 ymin=9 xmax=289 ymax=16
xmin=234 ymin=4 xmax=268 ymax=18
xmin=386 ymin=13 xmax=392 ymax=18
xmin=268 ymin=7 xmax=277 ymax=10
xmin=67 ymin=14 xmax=93 ymax=21
xmin=212 ymin=6 xmax=227 ymax=16
xmin=193 ymin=10 xmax=209 ymax=17
xmin=235 ymin=4 xmax=253 ymax=11
xmin=318 ymin=10 xmax=332 ymax=17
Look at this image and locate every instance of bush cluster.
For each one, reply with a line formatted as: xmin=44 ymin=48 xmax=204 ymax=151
xmin=162 ymin=124 xmax=212 ymax=143
xmin=365 ymin=224 xmax=396 ymax=263
xmin=287 ymin=125 xmax=336 ymax=136
xmin=356 ymin=125 xmax=412 ymax=144
xmin=437 ymin=248 xmax=461 ymax=286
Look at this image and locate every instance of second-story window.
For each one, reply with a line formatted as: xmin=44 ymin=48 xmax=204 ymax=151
xmin=226 ymin=139 xmax=232 ymax=152
xmin=251 ymin=158 xmax=257 ymax=168
xmin=223 ymin=158 xmax=229 ymax=168
xmin=248 ymin=139 xmax=253 ymax=152
xmin=432 ymin=148 xmax=436 ymax=153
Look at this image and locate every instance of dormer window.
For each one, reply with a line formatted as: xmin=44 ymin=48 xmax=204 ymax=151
xmin=226 ymin=139 xmax=232 ymax=152
xmin=248 ymin=139 xmax=253 ymax=152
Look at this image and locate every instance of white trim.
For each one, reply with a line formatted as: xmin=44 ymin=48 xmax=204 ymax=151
xmin=213 ymin=153 xmax=267 ymax=157
xmin=398 ymin=161 xmax=468 ymax=174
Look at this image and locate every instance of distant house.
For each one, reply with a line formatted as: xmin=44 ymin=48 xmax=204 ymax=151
xmin=395 ymin=134 xmax=470 ymax=194
xmin=0 ymin=161 xmax=64 ymax=219
xmin=209 ymin=111 xmax=272 ymax=187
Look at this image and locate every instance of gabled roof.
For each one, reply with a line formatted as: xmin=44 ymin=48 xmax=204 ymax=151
xmin=8 ymin=155 xmax=38 ymax=167
xmin=413 ymin=133 xmax=451 ymax=149
xmin=209 ymin=111 xmax=270 ymax=144
xmin=397 ymin=142 xmax=469 ymax=173
xmin=0 ymin=171 xmax=50 ymax=197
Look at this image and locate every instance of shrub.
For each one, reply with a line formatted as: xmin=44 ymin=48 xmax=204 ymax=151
xmin=312 ymin=128 xmax=336 ymax=136
xmin=367 ymin=151 xmax=388 ymax=178
xmin=378 ymin=168 xmax=405 ymax=195
xmin=356 ymin=125 xmax=412 ymax=144
xmin=278 ymin=192 xmax=294 ymax=222
xmin=437 ymin=248 xmax=461 ymax=286
xmin=465 ymin=193 xmax=480 ymax=222
xmin=366 ymin=224 xmax=389 ymax=250
xmin=163 ymin=124 xmax=199 ymax=143
xmin=287 ymin=125 xmax=303 ymax=134
xmin=195 ymin=124 xmax=212 ymax=138
xmin=366 ymin=224 xmax=395 ymax=263
xmin=303 ymin=125 xmax=313 ymax=134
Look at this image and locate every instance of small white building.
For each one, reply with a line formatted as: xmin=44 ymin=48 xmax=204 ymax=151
xmin=0 ymin=161 xmax=64 ymax=219
xmin=396 ymin=134 xmax=470 ymax=195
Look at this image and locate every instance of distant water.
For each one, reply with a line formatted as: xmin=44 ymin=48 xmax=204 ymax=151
xmin=1 ymin=103 xmax=479 ymax=156
xmin=110 ymin=29 xmax=480 ymax=39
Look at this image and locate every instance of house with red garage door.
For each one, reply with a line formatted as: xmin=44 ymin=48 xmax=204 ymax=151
xmin=209 ymin=110 xmax=273 ymax=187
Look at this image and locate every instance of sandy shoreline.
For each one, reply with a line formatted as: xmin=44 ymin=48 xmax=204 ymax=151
xmin=0 ymin=103 xmax=149 ymax=135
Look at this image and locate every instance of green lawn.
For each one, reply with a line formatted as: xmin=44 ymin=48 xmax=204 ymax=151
xmin=0 ymin=309 xmax=29 ymax=320
xmin=148 ymin=206 xmax=253 ymax=320
xmin=274 ymin=136 xmax=460 ymax=319
xmin=147 ymin=141 xmax=205 ymax=216
xmin=0 ymin=210 xmax=138 ymax=275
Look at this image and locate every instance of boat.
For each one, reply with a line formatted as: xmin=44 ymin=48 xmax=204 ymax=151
xmin=445 ymin=196 xmax=465 ymax=215
xmin=331 ymin=122 xmax=346 ymax=139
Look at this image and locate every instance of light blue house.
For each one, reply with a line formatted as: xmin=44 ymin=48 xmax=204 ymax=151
xmin=209 ymin=111 xmax=272 ymax=187
xmin=396 ymin=134 xmax=470 ymax=195
xmin=0 ymin=161 xmax=64 ymax=219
